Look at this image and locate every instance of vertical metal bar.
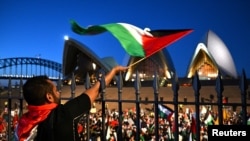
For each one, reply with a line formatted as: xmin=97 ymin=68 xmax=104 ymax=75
xmin=19 ymin=77 xmax=24 ymax=116
xmin=85 ymin=72 xmax=91 ymax=141
xmin=134 ymin=70 xmax=141 ymax=141
xmin=239 ymin=69 xmax=248 ymax=125
xmin=153 ymin=71 xmax=159 ymax=140
xmin=71 ymin=73 xmax=76 ymax=99
xmin=117 ymin=71 xmax=123 ymax=141
xmin=192 ymin=71 xmax=201 ymax=141
xmin=85 ymin=72 xmax=91 ymax=90
xmin=57 ymin=74 xmax=62 ymax=104
xmin=98 ymin=69 xmax=106 ymax=141
xmin=26 ymin=63 xmax=28 ymax=77
xmin=215 ymin=72 xmax=224 ymax=125
xmin=7 ymin=77 xmax=12 ymax=141
xmin=172 ymin=73 xmax=179 ymax=141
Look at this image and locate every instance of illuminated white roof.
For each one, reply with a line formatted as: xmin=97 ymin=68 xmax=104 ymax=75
xmin=187 ymin=30 xmax=237 ymax=79
xmin=206 ymin=30 xmax=237 ymax=78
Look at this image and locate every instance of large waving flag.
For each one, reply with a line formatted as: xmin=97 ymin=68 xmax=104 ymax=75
xmin=71 ymin=20 xmax=193 ymax=58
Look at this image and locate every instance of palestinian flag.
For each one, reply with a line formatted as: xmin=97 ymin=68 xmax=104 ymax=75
xmin=158 ymin=104 xmax=174 ymax=120
xmin=71 ymin=20 xmax=193 ymax=57
xmin=204 ymin=113 xmax=214 ymax=125
xmin=190 ymin=115 xmax=197 ymax=140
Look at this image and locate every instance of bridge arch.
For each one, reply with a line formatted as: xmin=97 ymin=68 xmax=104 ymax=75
xmin=0 ymin=57 xmax=62 ymax=80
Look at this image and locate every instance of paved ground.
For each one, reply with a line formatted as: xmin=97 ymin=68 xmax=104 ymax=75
xmin=60 ymin=85 xmax=250 ymax=112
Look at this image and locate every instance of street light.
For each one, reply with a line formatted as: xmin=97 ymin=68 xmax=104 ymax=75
xmin=64 ymin=35 xmax=69 ymax=40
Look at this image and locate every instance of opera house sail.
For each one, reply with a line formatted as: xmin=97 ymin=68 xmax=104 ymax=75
xmin=63 ymin=38 xmax=116 ymax=85
xmin=124 ymin=48 xmax=176 ymax=86
xmin=62 ymin=37 xmax=176 ymax=86
xmin=187 ymin=30 xmax=237 ymax=80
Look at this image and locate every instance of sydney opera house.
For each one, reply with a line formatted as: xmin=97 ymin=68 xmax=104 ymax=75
xmin=187 ymin=30 xmax=237 ymax=80
xmin=62 ymin=30 xmax=238 ymax=87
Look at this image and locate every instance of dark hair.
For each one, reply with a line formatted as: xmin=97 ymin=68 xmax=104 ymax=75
xmin=23 ymin=75 xmax=53 ymax=105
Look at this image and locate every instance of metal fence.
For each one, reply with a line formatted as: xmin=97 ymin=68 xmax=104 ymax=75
xmin=0 ymin=69 xmax=249 ymax=141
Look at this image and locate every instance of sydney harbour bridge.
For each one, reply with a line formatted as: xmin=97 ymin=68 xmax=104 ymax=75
xmin=0 ymin=57 xmax=62 ymax=82
xmin=0 ymin=57 xmax=65 ymax=114
xmin=0 ymin=57 xmax=63 ymax=109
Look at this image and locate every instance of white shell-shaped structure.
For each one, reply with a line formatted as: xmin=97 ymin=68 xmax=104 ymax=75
xmin=187 ymin=30 xmax=237 ymax=79
xmin=63 ymin=37 xmax=175 ymax=85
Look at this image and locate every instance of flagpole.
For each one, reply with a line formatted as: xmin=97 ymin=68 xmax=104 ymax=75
xmin=128 ymin=57 xmax=147 ymax=68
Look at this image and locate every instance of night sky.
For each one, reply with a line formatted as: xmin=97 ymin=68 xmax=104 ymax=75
xmin=1 ymin=0 xmax=250 ymax=77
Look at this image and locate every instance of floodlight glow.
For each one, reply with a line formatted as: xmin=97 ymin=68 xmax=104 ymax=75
xmin=64 ymin=35 xmax=69 ymax=40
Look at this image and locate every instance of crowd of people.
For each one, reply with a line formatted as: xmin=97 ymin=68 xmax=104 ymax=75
xmin=76 ymin=103 xmax=250 ymax=141
xmin=0 ymin=104 xmax=246 ymax=141
xmin=0 ymin=108 xmax=19 ymax=141
xmin=0 ymin=103 xmax=249 ymax=141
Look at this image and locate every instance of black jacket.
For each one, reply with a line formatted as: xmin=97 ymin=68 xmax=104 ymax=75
xmin=35 ymin=93 xmax=91 ymax=141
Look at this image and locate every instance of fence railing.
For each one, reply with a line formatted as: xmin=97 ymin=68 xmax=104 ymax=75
xmin=0 ymin=69 xmax=249 ymax=141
